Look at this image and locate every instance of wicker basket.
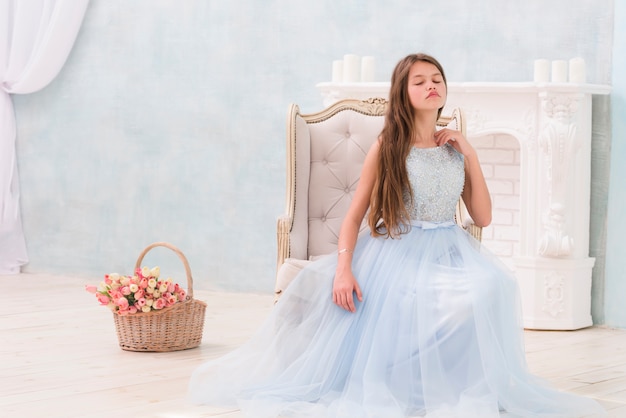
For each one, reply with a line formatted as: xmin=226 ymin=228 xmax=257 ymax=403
xmin=113 ymin=242 xmax=207 ymax=352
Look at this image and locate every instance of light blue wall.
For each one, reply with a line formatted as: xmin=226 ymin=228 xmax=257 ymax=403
xmin=14 ymin=1 xmax=615 ymax=305
xmin=604 ymin=1 xmax=626 ymax=327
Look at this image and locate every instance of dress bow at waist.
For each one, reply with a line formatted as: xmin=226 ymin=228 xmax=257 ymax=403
xmin=409 ymin=220 xmax=455 ymax=230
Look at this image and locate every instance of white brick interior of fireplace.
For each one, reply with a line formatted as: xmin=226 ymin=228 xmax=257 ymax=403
xmin=471 ymin=134 xmax=521 ymax=270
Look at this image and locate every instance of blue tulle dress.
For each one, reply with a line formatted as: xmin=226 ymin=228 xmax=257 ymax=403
xmin=189 ymin=145 xmax=605 ymax=417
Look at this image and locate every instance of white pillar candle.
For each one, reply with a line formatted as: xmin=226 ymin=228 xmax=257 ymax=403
xmin=332 ymin=60 xmax=343 ymax=82
xmin=533 ymin=59 xmax=550 ymax=83
xmin=551 ymin=60 xmax=568 ymax=83
xmin=569 ymin=57 xmax=586 ymax=83
xmin=361 ymin=56 xmax=375 ymax=82
xmin=342 ymin=54 xmax=360 ymax=83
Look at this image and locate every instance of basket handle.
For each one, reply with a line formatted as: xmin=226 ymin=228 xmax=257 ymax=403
xmin=134 ymin=242 xmax=194 ymax=300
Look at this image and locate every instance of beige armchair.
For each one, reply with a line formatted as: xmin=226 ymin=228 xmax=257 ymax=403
xmin=275 ymin=98 xmax=481 ymax=301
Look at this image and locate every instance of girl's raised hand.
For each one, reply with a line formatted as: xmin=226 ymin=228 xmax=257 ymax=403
xmin=434 ymin=129 xmax=474 ymax=157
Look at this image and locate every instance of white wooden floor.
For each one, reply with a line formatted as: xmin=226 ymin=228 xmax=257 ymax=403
xmin=3 ymin=273 xmax=626 ymax=418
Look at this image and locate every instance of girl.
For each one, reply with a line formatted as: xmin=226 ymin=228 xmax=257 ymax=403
xmin=189 ymin=53 xmax=605 ymax=418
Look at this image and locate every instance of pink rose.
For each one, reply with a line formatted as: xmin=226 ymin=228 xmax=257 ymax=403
xmin=166 ymin=295 xmax=177 ymax=306
xmin=96 ymin=293 xmax=110 ymax=305
xmin=85 ymin=285 xmax=97 ymax=294
xmin=134 ymin=289 xmax=144 ymax=299
xmin=177 ymin=289 xmax=187 ymax=301
xmin=153 ymin=298 xmax=166 ymax=310
xmin=121 ymin=286 xmax=131 ymax=296
xmin=128 ymin=306 xmax=138 ymax=314
xmin=135 ymin=297 xmax=146 ymax=307
xmin=110 ymin=290 xmax=123 ymax=300
xmin=116 ymin=297 xmax=129 ymax=310
xmin=139 ymin=278 xmax=148 ymax=289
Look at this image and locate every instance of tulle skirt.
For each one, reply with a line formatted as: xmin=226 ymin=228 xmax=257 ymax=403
xmin=189 ymin=222 xmax=605 ymax=417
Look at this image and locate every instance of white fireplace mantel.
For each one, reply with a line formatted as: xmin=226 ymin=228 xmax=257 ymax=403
xmin=318 ymin=81 xmax=611 ymax=330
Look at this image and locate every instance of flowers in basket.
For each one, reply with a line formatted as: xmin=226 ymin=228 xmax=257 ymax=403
xmin=85 ymin=266 xmax=187 ymax=315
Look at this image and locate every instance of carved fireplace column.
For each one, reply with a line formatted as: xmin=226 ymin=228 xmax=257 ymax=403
xmin=514 ymin=89 xmax=600 ymax=330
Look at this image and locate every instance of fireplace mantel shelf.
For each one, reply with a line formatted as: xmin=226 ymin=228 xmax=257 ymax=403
xmin=316 ymin=81 xmax=612 ymax=331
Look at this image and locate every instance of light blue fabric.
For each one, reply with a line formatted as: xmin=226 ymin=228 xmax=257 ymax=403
xmin=189 ymin=146 xmax=605 ymax=417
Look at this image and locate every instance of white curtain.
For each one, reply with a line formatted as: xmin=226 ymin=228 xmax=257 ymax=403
xmin=0 ymin=0 xmax=89 ymax=274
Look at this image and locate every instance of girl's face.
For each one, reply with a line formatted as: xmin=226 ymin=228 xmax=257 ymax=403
xmin=406 ymin=61 xmax=446 ymax=113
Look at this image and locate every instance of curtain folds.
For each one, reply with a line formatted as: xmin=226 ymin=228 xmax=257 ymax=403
xmin=0 ymin=0 xmax=89 ymax=274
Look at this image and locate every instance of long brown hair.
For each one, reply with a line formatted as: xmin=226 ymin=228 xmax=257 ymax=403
xmin=367 ymin=53 xmax=447 ymax=237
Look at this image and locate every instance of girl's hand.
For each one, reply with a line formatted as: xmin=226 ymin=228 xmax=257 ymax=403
xmin=333 ymin=272 xmax=363 ymax=313
xmin=436 ymin=128 xmax=492 ymax=227
xmin=434 ymin=129 xmax=475 ymax=157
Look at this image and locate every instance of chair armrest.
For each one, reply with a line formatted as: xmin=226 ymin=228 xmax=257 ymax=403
xmin=276 ymin=215 xmax=292 ymax=274
xmin=465 ymin=222 xmax=483 ymax=242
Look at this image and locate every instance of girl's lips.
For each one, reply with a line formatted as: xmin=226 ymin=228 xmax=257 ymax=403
xmin=427 ymin=92 xmax=440 ymax=98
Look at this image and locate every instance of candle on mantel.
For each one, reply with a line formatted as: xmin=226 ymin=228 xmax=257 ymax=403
xmin=569 ymin=57 xmax=586 ymax=83
xmin=533 ymin=59 xmax=550 ymax=83
xmin=551 ymin=60 xmax=568 ymax=83
xmin=361 ymin=56 xmax=375 ymax=82
xmin=332 ymin=60 xmax=343 ymax=82
xmin=342 ymin=54 xmax=360 ymax=83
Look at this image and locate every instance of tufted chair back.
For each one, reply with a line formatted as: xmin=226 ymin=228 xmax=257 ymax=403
xmin=274 ymin=98 xmax=477 ymax=301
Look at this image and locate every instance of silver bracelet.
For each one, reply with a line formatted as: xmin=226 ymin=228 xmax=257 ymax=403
xmin=338 ymin=248 xmax=353 ymax=255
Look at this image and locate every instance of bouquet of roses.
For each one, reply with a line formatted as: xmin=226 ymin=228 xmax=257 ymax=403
xmin=86 ymin=266 xmax=187 ymax=316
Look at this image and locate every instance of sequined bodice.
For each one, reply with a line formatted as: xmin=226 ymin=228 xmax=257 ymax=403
xmin=403 ymin=144 xmax=465 ymax=222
